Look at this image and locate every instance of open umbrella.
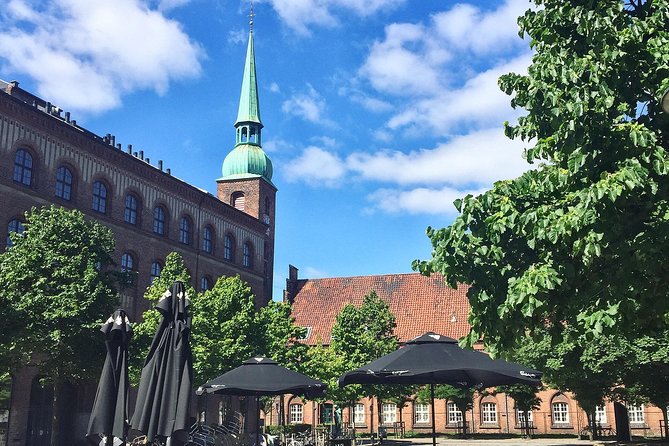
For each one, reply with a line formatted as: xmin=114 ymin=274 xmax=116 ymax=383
xmin=131 ymin=281 xmax=193 ymax=444
xmin=338 ymin=332 xmax=542 ymax=446
xmin=197 ymin=357 xmax=326 ymax=446
xmin=86 ymin=309 xmax=132 ymax=446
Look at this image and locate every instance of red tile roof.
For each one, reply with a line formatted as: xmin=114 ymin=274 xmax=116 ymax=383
xmin=288 ymin=272 xmax=471 ymax=345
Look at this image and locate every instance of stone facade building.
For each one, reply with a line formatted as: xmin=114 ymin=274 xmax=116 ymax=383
xmin=278 ymin=266 xmax=666 ymax=439
xmin=0 ymin=24 xmax=274 ymax=446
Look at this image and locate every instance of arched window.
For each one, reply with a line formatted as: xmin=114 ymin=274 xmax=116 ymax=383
xmin=6 ymin=218 xmax=25 ymax=247
xmin=13 ymin=149 xmax=33 ymax=186
xmin=551 ymin=394 xmax=570 ymax=426
xmin=289 ymin=404 xmax=303 ymax=424
xmin=232 ymin=192 xmax=245 ymax=211
xmin=55 ymin=166 xmax=73 ymax=200
xmin=121 ymin=253 xmax=135 ymax=272
xmin=179 ymin=216 xmax=192 ymax=245
xmin=414 ymin=402 xmax=429 ymax=424
xmin=447 ymin=401 xmax=463 ymax=425
xmin=92 ymin=181 xmax=108 ymax=214
xmin=242 ymin=242 xmax=253 ymax=268
xmin=200 ymin=275 xmax=212 ymax=291
xmin=224 ymin=234 xmax=235 ymax=261
xmin=150 ymin=261 xmax=162 ymax=283
xmin=381 ymin=403 xmax=397 ymax=425
xmin=481 ymin=401 xmax=498 ymax=424
xmin=153 ymin=206 xmax=166 ymax=235
xmin=202 ymin=226 xmax=214 ymax=254
xmin=124 ymin=194 xmax=138 ymax=225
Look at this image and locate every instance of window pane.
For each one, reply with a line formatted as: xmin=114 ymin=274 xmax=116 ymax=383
xmin=552 ymin=402 xmax=569 ymax=424
xmin=179 ymin=217 xmax=191 ymax=244
xmin=121 ymin=253 xmax=134 ymax=272
xmin=290 ymin=404 xmax=303 ymax=424
xmin=382 ymin=403 xmax=396 ymax=424
xmin=92 ymin=181 xmax=107 ymax=213
xmin=200 ymin=276 xmax=211 ymax=291
xmin=6 ymin=219 xmax=25 ymax=247
xmin=55 ymin=166 xmax=73 ymax=200
xmin=628 ymin=405 xmax=644 ymax=424
xmin=124 ymin=194 xmax=138 ymax=224
xmin=482 ymin=402 xmax=497 ymax=423
xmin=447 ymin=402 xmax=463 ymax=424
xmin=150 ymin=261 xmax=161 ymax=283
xmin=153 ymin=206 xmax=165 ymax=235
xmin=224 ymin=235 xmax=234 ymax=260
xmin=414 ymin=403 xmax=429 ymax=423
xmin=354 ymin=404 xmax=365 ymax=426
xmin=13 ymin=149 xmax=33 ymax=185
xmin=203 ymin=227 xmax=213 ymax=253
xmin=243 ymin=243 xmax=253 ymax=267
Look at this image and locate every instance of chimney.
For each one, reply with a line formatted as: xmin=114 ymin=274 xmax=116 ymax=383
xmin=127 ymin=144 xmax=132 ymax=154
xmin=139 ymin=150 xmax=144 ymax=160
xmin=110 ymin=135 xmax=116 ymax=146
xmin=166 ymin=168 xmax=171 ymax=175
xmin=65 ymin=112 xmax=70 ymax=123
xmin=284 ymin=265 xmax=299 ymax=304
xmin=145 ymin=157 xmax=150 ymax=164
xmin=116 ymin=144 xmax=122 ymax=150
xmin=158 ymin=160 xmax=163 ymax=171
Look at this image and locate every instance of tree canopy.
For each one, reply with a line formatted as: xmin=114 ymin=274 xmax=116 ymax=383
xmin=414 ymin=0 xmax=669 ymax=353
xmin=0 ymin=205 xmax=117 ymax=380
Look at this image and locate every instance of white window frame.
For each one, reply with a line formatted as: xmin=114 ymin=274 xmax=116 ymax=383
xmin=289 ymin=404 xmax=303 ymax=424
xmin=595 ymin=405 xmax=607 ymax=425
xmin=552 ymin=402 xmax=570 ymax=424
xmin=414 ymin=403 xmax=429 ymax=424
xmin=481 ymin=402 xmax=497 ymax=424
xmin=382 ymin=403 xmax=397 ymax=425
xmin=516 ymin=409 xmax=533 ymax=427
xmin=447 ymin=402 xmax=463 ymax=424
xmin=628 ymin=404 xmax=644 ymax=424
xmin=353 ymin=403 xmax=365 ymax=426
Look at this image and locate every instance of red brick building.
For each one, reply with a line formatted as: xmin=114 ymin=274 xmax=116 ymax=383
xmin=278 ymin=266 xmax=666 ymax=439
xmin=0 ymin=24 xmax=275 ymax=446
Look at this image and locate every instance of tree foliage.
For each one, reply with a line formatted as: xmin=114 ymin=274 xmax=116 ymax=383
xmin=0 ymin=205 xmax=117 ymax=380
xmin=414 ymin=0 xmax=669 ymax=353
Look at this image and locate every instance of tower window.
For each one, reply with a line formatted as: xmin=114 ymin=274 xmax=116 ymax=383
xmin=13 ymin=149 xmax=33 ymax=186
xmin=121 ymin=253 xmax=135 ymax=272
xmin=232 ymin=192 xmax=245 ymax=211
xmin=92 ymin=181 xmax=108 ymax=214
xmin=55 ymin=166 xmax=73 ymax=200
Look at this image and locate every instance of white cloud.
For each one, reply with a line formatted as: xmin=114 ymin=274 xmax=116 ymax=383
xmin=156 ymin=0 xmax=191 ymax=12
xmin=347 ymin=127 xmax=531 ymax=187
xmin=263 ymin=0 xmax=406 ymax=35
xmin=282 ymin=84 xmax=334 ymax=125
xmin=228 ymin=28 xmax=247 ymax=45
xmin=269 ymin=82 xmax=281 ymax=93
xmin=283 ymin=146 xmax=346 ymax=186
xmin=366 ymin=185 xmax=486 ymax=215
xmin=0 ymin=0 xmax=203 ymax=113
xmin=303 ymin=266 xmax=329 ymax=278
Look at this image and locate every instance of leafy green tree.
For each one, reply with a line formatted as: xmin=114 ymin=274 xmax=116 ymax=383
xmin=330 ymin=291 xmax=400 ymax=431
xmin=190 ymin=275 xmax=261 ymax=385
xmin=256 ymin=300 xmax=308 ymax=371
xmin=0 ymin=205 xmax=118 ymax=445
xmin=414 ymin=0 xmax=669 ymax=354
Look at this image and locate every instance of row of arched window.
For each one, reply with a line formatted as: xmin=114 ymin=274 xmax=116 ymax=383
xmin=10 ymin=148 xmax=256 ymax=268
xmin=121 ymin=254 xmax=214 ymax=292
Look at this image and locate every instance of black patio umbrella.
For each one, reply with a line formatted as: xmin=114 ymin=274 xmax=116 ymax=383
xmin=86 ymin=309 xmax=132 ymax=446
xmin=131 ymin=281 xmax=193 ymax=444
xmin=338 ymin=332 xmax=542 ymax=446
xmin=197 ymin=357 xmax=327 ymax=445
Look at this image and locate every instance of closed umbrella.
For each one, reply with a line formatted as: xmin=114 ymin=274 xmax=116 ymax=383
xmin=197 ymin=357 xmax=326 ymax=446
xmin=338 ymin=332 xmax=542 ymax=446
xmin=86 ymin=309 xmax=132 ymax=445
xmin=131 ymin=281 xmax=193 ymax=444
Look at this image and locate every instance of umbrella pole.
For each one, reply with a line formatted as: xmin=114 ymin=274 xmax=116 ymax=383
xmin=430 ymin=384 xmax=436 ymax=446
xmin=257 ymin=396 xmax=262 ymax=446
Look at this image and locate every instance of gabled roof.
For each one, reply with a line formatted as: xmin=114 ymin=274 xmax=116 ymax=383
xmin=288 ymin=272 xmax=471 ymax=345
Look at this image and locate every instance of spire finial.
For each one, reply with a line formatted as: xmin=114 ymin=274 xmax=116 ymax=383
xmin=249 ymin=2 xmax=255 ymax=33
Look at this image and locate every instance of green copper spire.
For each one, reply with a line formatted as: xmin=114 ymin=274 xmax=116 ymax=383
xmin=221 ymin=9 xmax=273 ymax=184
xmin=235 ymin=25 xmax=262 ymax=126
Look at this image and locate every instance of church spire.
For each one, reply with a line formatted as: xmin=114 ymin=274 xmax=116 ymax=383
xmin=235 ymin=4 xmax=262 ymax=140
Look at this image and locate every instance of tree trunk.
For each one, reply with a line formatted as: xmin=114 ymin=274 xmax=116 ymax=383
xmin=50 ymin=378 xmax=62 ymax=446
xmin=663 ymin=407 xmax=669 ymax=440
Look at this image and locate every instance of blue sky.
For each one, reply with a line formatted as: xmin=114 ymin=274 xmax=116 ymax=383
xmin=0 ymin=0 xmax=535 ymax=300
